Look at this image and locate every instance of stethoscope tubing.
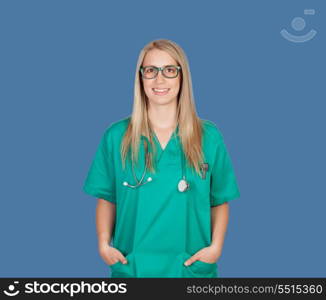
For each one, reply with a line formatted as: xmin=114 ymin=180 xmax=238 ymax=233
xmin=123 ymin=129 xmax=189 ymax=192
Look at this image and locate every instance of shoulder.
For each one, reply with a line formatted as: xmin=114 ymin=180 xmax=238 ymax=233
xmin=103 ymin=115 xmax=131 ymax=139
xmin=200 ymin=118 xmax=224 ymax=143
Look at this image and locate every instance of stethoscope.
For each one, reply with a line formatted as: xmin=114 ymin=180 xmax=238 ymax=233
xmin=122 ymin=130 xmax=190 ymax=192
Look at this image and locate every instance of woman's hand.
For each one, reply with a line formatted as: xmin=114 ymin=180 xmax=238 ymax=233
xmin=184 ymin=245 xmax=222 ymax=266
xmin=98 ymin=243 xmax=128 ymax=266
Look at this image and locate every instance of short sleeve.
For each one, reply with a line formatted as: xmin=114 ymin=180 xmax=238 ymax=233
xmin=210 ymin=136 xmax=240 ymax=206
xmin=83 ymin=128 xmax=116 ymax=204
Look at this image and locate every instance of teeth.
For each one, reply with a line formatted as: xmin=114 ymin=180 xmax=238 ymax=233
xmin=153 ymin=88 xmax=169 ymax=92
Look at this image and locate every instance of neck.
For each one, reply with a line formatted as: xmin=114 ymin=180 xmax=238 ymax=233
xmin=148 ymin=100 xmax=178 ymax=130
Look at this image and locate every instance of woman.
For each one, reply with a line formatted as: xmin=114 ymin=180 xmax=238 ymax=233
xmin=83 ymin=39 xmax=240 ymax=278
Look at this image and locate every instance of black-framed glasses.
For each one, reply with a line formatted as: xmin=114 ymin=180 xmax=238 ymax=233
xmin=140 ymin=65 xmax=181 ymax=79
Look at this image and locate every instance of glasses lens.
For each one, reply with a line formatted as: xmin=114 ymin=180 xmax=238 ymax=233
xmin=163 ymin=66 xmax=178 ymax=78
xmin=142 ymin=66 xmax=157 ymax=79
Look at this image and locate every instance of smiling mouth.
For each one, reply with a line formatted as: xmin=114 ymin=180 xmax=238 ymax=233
xmin=152 ymin=88 xmax=170 ymax=95
xmin=152 ymin=88 xmax=170 ymax=92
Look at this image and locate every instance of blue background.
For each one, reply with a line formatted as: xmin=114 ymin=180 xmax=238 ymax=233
xmin=0 ymin=0 xmax=325 ymax=277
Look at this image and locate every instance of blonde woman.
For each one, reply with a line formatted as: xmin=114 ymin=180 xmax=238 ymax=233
xmin=83 ymin=39 xmax=240 ymax=278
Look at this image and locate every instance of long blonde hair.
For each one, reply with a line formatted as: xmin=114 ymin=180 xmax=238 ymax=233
xmin=121 ymin=39 xmax=205 ymax=176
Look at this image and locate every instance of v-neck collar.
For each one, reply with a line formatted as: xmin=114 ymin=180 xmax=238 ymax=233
xmin=152 ymin=124 xmax=179 ymax=152
xmin=140 ymin=124 xmax=179 ymax=165
xmin=151 ymin=124 xmax=179 ymax=152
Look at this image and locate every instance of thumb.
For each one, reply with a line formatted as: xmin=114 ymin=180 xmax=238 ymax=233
xmin=184 ymin=255 xmax=198 ymax=266
xmin=115 ymin=249 xmax=128 ymax=264
xmin=119 ymin=254 xmax=128 ymax=264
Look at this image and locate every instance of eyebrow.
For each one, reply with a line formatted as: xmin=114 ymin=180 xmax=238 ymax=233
xmin=142 ymin=64 xmax=175 ymax=67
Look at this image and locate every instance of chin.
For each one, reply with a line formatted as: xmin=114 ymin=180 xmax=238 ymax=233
xmin=150 ymin=96 xmax=177 ymax=105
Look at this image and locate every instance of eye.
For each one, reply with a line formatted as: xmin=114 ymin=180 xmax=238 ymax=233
xmin=166 ymin=67 xmax=176 ymax=73
xmin=145 ymin=67 xmax=155 ymax=73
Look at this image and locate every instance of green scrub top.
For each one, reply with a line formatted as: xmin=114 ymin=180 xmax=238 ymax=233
xmin=83 ymin=116 xmax=240 ymax=278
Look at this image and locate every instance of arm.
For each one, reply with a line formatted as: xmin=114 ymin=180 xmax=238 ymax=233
xmin=96 ymin=198 xmax=116 ymax=249
xmin=96 ymin=199 xmax=128 ymax=265
xmin=210 ymin=202 xmax=229 ymax=258
xmin=184 ymin=202 xmax=229 ymax=266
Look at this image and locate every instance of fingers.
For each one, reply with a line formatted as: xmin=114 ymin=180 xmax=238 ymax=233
xmin=104 ymin=247 xmax=128 ymax=266
xmin=109 ymin=257 xmax=120 ymax=266
xmin=120 ymin=255 xmax=128 ymax=264
xmin=116 ymin=249 xmax=128 ymax=264
xmin=184 ymin=255 xmax=199 ymax=266
xmin=109 ymin=255 xmax=128 ymax=266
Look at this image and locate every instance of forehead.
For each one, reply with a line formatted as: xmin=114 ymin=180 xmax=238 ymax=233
xmin=142 ymin=49 xmax=177 ymax=67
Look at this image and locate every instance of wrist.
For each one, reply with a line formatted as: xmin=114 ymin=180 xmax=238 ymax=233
xmin=210 ymin=242 xmax=222 ymax=252
xmin=98 ymin=237 xmax=110 ymax=247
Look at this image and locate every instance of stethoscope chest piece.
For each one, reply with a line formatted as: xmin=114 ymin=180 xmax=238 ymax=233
xmin=178 ymin=177 xmax=189 ymax=192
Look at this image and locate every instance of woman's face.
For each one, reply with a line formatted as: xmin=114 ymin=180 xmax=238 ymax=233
xmin=141 ymin=49 xmax=181 ymax=107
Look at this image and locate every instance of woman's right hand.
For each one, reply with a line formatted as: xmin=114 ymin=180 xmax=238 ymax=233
xmin=99 ymin=243 xmax=128 ymax=266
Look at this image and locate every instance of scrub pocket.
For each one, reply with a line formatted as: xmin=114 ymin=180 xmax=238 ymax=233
xmin=109 ymin=252 xmax=135 ymax=278
xmin=182 ymin=252 xmax=218 ymax=278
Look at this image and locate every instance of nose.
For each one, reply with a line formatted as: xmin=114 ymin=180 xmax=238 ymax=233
xmin=155 ymin=70 xmax=165 ymax=83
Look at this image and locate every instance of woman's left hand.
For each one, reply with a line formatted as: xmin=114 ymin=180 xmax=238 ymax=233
xmin=184 ymin=245 xmax=222 ymax=266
